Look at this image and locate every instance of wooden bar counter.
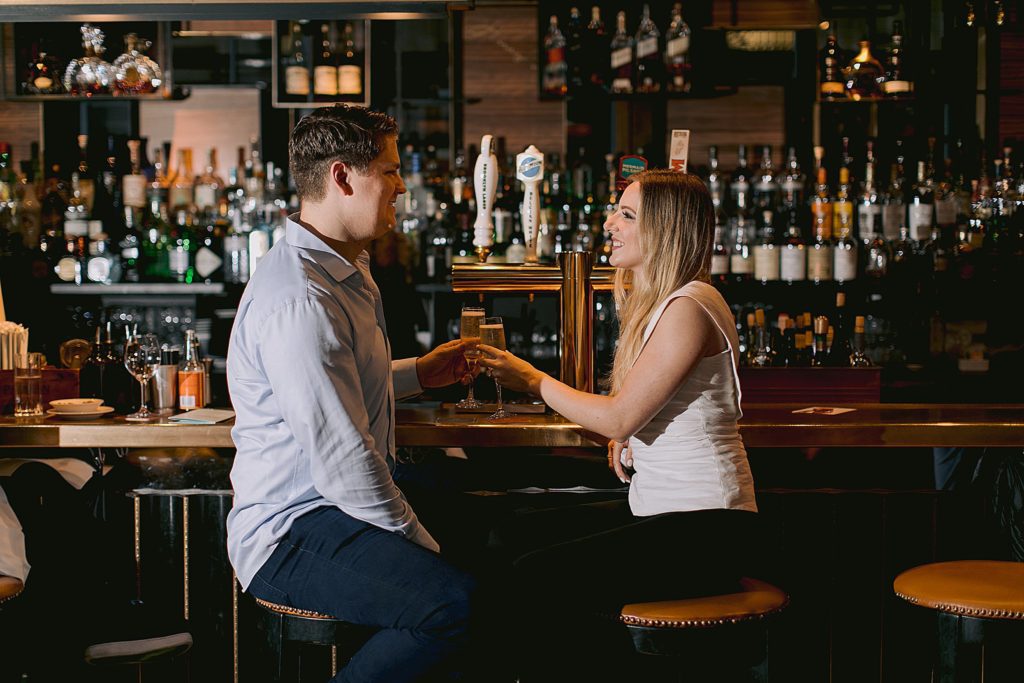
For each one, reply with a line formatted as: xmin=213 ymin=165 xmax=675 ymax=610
xmin=1 ymin=403 xmax=1022 ymax=450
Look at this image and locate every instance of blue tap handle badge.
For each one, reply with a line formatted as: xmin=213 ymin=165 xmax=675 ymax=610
xmin=616 ymin=154 xmax=648 ymax=193
xmin=517 ymin=155 xmax=543 ymax=180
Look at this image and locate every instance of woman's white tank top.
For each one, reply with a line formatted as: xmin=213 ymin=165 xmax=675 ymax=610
xmin=627 ymin=280 xmax=758 ymax=516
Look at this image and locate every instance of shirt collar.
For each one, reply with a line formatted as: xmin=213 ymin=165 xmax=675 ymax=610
xmin=285 ymin=214 xmax=360 ymax=282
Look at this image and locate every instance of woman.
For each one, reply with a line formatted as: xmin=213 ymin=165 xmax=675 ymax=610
xmin=477 ymin=170 xmax=758 ymax=680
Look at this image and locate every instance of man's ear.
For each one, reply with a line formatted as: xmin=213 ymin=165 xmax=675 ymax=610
xmin=329 ymin=161 xmax=354 ymax=196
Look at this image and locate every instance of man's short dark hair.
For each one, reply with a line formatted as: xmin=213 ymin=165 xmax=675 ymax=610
xmin=288 ymin=104 xmax=399 ymax=202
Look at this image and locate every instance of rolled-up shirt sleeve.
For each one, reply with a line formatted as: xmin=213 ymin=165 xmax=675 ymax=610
xmin=392 ymin=357 xmax=421 ymax=400
xmin=258 ymin=299 xmax=438 ymax=552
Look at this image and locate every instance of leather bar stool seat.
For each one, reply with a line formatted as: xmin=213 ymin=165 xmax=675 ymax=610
xmin=620 ymin=578 xmax=788 ymax=682
xmin=0 ymin=576 xmax=23 ymax=606
xmin=255 ymin=597 xmax=375 ymax=683
xmin=894 ymin=560 xmax=1024 ymax=683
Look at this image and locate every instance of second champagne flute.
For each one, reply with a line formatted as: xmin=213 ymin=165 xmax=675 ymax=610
xmin=457 ymin=306 xmax=485 ymax=409
xmin=480 ymin=317 xmax=511 ymax=419
xmin=124 ymin=333 xmax=161 ymax=421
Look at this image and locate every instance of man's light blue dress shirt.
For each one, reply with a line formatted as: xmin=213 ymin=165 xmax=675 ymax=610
xmin=226 ymin=216 xmax=436 ymax=591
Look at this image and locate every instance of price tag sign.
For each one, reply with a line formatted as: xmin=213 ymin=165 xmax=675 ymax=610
xmin=669 ymin=129 xmax=690 ymax=173
xmin=616 ymin=155 xmax=648 ymax=192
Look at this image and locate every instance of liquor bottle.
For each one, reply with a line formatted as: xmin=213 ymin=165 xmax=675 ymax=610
xmin=24 ymin=42 xmax=64 ymax=94
xmin=112 ymin=33 xmax=162 ymax=94
xmin=73 ymin=135 xmax=95 ymax=215
xmin=908 ymin=160 xmax=935 ymax=243
xmin=664 ymin=3 xmax=691 ymax=93
xmin=80 ymin=327 xmax=111 ymax=399
xmin=753 ymin=209 xmax=780 ymax=283
xmin=169 ymin=148 xmax=194 ymax=210
xmin=284 ymin=21 xmax=310 ymax=96
xmin=194 ymin=149 xmax=224 ymax=213
xmin=826 ymin=293 xmax=853 ymax=367
xmin=167 ymin=209 xmax=194 ymax=283
xmin=819 ymin=30 xmax=845 ymax=100
xmin=882 ymin=162 xmax=905 ymax=241
xmin=753 ymin=146 xmax=780 ymax=211
xmin=194 ymin=213 xmax=224 ymax=284
xmin=809 ymin=165 xmax=833 ymax=241
xmin=64 ymin=24 xmax=112 ymax=95
xmin=565 ymin=7 xmax=584 ymax=91
xmin=223 ymin=223 xmax=250 ymax=284
xmin=810 ymin=316 xmax=829 ymax=366
xmin=780 ymin=214 xmax=807 ymax=283
xmin=833 ymin=167 xmax=857 ymax=282
xmin=858 ymin=148 xmax=883 ymax=241
xmin=706 ymin=145 xmax=725 ymax=211
xmin=610 ymin=11 xmax=635 ymax=94
xmin=935 ymin=158 xmax=959 ymax=230
xmin=749 ymin=308 xmax=773 ymax=367
xmin=730 ymin=145 xmax=752 ymax=217
xmin=730 ymin=214 xmax=753 ymax=281
xmin=122 ymin=140 xmax=148 ymax=210
xmin=314 ymin=22 xmax=339 ymax=98
xmin=780 ymin=146 xmax=806 ymax=226
xmin=119 ymin=206 xmax=142 ymax=282
xmin=542 ymin=15 xmax=568 ymax=96
xmin=844 ymin=40 xmax=883 ymax=100
xmin=141 ymin=199 xmax=169 ymax=280
xmin=249 ymin=207 xmax=274 ymax=275
xmin=55 ymin=220 xmax=87 ymax=284
xmin=808 ymin=167 xmax=833 ymax=283
xmin=337 ymin=22 xmax=363 ymax=96
xmin=85 ymin=232 xmax=119 ymax=284
xmin=16 ymin=161 xmax=41 ymax=250
xmin=849 ymin=315 xmax=872 ymax=366
xmin=711 ymin=219 xmax=730 ymax=284
xmin=634 ymin=4 xmax=662 ymax=93
xmin=178 ymin=330 xmax=205 ymax=411
xmin=882 ymin=21 xmax=911 ymax=97
xmin=584 ymin=6 xmax=606 ymax=87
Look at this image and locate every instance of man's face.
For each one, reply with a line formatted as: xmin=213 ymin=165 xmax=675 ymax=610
xmin=341 ymin=136 xmax=407 ymax=241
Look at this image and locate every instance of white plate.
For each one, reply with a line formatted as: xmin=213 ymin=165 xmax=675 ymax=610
xmin=46 ymin=406 xmax=115 ymax=420
xmin=49 ymin=398 xmax=105 ymax=413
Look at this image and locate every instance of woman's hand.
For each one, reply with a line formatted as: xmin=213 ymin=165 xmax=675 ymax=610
xmin=476 ymin=345 xmax=545 ymax=395
xmin=608 ymin=440 xmax=633 ymax=483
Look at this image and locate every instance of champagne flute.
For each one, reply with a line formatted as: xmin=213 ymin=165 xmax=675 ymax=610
xmin=457 ymin=306 xmax=485 ymax=409
xmin=124 ymin=333 xmax=161 ymax=421
xmin=480 ymin=317 xmax=510 ymax=419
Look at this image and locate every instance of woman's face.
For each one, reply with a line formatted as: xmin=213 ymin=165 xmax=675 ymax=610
xmin=604 ymin=182 xmax=642 ymax=271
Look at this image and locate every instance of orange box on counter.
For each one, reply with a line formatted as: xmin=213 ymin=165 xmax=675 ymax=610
xmin=0 ymin=368 xmax=80 ymax=414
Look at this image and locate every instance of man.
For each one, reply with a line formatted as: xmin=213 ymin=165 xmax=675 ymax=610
xmin=226 ymin=105 xmax=475 ymax=682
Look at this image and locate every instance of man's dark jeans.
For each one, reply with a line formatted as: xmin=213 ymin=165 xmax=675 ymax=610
xmin=248 ymin=506 xmax=476 ymax=683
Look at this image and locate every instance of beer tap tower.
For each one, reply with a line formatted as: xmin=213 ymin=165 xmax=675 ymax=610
xmin=453 ymin=141 xmax=614 ymax=393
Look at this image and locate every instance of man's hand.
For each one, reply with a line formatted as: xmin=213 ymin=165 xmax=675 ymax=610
xmin=415 ymin=340 xmax=473 ymax=389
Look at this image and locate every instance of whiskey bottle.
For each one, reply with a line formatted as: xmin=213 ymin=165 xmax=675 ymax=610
xmin=609 ymin=11 xmax=635 ymax=94
xmin=284 ymin=21 xmax=310 ymax=96
xmin=194 ymin=148 xmax=224 ymax=213
xmin=832 ymin=167 xmax=856 ymax=282
xmin=780 ymin=213 xmax=807 ymax=283
xmin=122 ymin=140 xmax=148 ymax=210
xmin=24 ymin=42 xmax=64 ymax=95
xmin=882 ymin=162 xmax=905 ymax=241
xmin=753 ymin=145 xmax=780 ymax=211
xmin=584 ymin=6 xmax=607 ymax=87
xmin=808 ymin=167 xmax=834 ymax=283
xmin=730 ymin=214 xmax=754 ymax=282
xmin=664 ymin=3 xmax=691 ymax=93
xmin=634 ymin=4 xmax=663 ymax=93
xmin=848 ymin=316 xmax=872 ymax=366
xmin=908 ymin=160 xmax=935 ymax=243
xmin=542 ymin=15 xmax=568 ymax=96
xmin=565 ymin=7 xmax=584 ymax=90
xmin=857 ymin=150 xmax=883 ymax=242
xmin=730 ymin=145 xmax=752 ymax=217
xmin=119 ymin=206 xmax=142 ymax=282
xmin=313 ymin=23 xmax=339 ymax=98
xmin=810 ymin=316 xmax=829 ymax=366
xmin=819 ymin=30 xmax=845 ymax=100
xmin=780 ymin=146 xmax=806 ymax=227
xmin=826 ymin=293 xmax=852 ymax=366
xmin=195 ymin=213 xmax=225 ymax=284
xmin=753 ymin=210 xmax=780 ymax=283
xmin=167 ymin=209 xmax=195 ymax=283
xmin=64 ymin=24 xmax=112 ymax=95
xmin=337 ymin=22 xmax=363 ymax=96
xmin=882 ymin=21 xmax=911 ymax=97
xmin=706 ymin=145 xmax=725 ymax=212
xmin=169 ymin=148 xmax=194 ymax=210
xmin=711 ymin=219 xmax=730 ymax=284
xmin=844 ymin=40 xmax=883 ymax=100
xmin=75 ymin=135 xmax=95 ymax=215
xmin=112 ymin=33 xmax=162 ymax=94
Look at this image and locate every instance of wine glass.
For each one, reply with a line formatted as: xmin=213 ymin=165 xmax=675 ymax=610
xmin=480 ymin=317 xmax=511 ymax=419
xmin=124 ymin=333 xmax=160 ymax=421
xmin=457 ymin=306 xmax=485 ymax=409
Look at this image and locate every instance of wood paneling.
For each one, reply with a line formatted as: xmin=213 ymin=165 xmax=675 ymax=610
xmin=463 ymin=4 xmax=565 ymax=157
xmin=999 ymin=25 xmax=1024 ymax=142
xmin=666 ymin=85 xmax=786 ymax=169
xmin=711 ymin=0 xmax=818 ymax=28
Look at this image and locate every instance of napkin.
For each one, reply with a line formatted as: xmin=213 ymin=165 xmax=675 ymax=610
xmin=168 ymin=409 xmax=235 ymax=424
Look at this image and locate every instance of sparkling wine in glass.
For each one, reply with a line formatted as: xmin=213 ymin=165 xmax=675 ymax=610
xmin=124 ymin=333 xmax=161 ymax=421
xmin=457 ymin=306 xmax=485 ymax=409
xmin=480 ymin=317 xmax=510 ymax=419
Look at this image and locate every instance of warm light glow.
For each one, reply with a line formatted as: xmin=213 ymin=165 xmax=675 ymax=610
xmin=819 ymin=21 xmax=830 ymax=31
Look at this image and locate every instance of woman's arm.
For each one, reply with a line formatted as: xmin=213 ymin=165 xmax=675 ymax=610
xmin=478 ymin=296 xmax=723 ymax=442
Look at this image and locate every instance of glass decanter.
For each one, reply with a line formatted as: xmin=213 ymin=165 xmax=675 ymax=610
xmin=63 ymin=24 xmax=113 ymax=96
xmin=24 ymin=43 xmax=64 ymax=95
xmin=113 ymin=33 xmax=163 ymax=94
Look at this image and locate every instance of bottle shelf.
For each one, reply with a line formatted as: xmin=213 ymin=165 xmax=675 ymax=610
xmin=818 ymin=95 xmax=915 ymax=105
xmin=5 ymin=88 xmax=191 ymax=103
xmin=50 ymin=283 xmax=225 ymax=295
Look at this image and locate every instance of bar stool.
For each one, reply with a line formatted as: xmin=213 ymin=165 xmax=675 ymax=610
xmin=619 ymin=578 xmax=788 ymax=682
xmin=255 ymin=597 xmax=375 ymax=683
xmin=0 ymin=576 xmax=23 ymax=606
xmin=894 ymin=560 xmax=1024 ymax=683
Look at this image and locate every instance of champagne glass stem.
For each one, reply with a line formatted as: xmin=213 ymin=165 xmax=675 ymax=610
xmin=494 ymin=380 xmax=503 ymax=413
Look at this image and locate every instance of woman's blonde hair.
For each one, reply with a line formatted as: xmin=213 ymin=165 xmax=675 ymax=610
xmin=608 ymin=170 xmax=714 ymax=394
